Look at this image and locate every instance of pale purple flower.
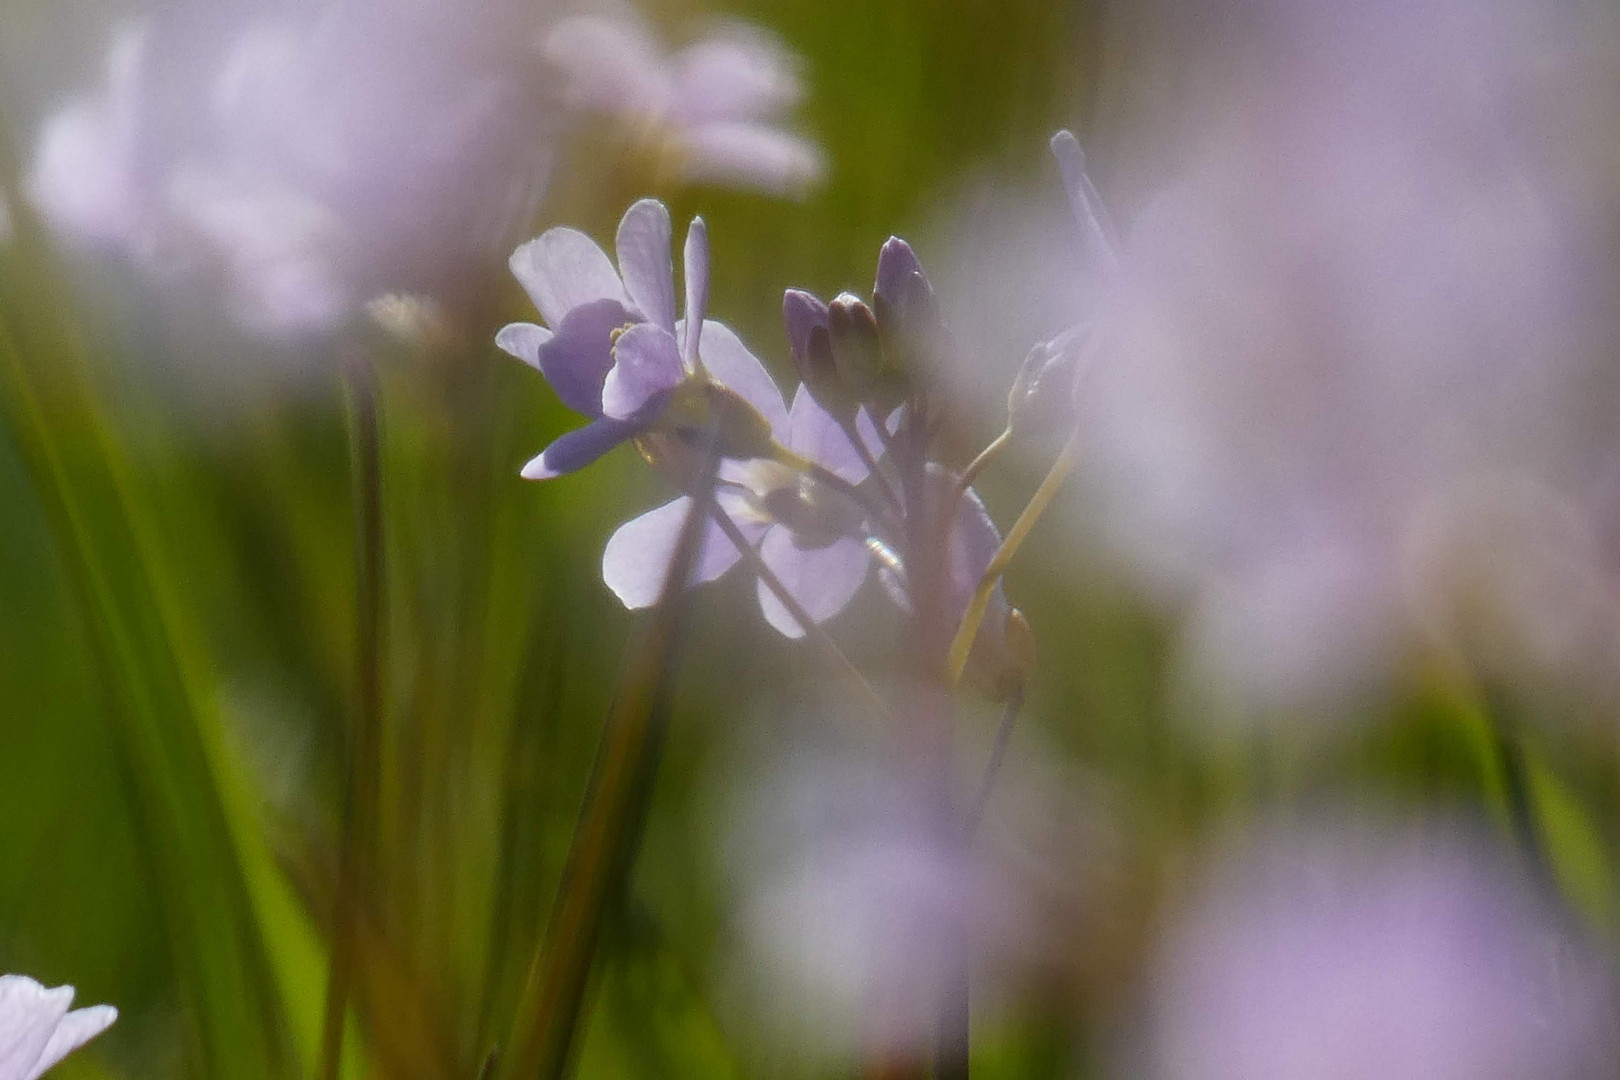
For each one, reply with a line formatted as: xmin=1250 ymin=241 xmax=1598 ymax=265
xmin=541 ymin=14 xmax=824 ymax=198
xmin=28 ymin=4 xmax=556 ymax=337
xmin=1143 ymin=820 xmax=1617 ymax=1080
xmin=0 ymin=976 xmax=116 ymax=1080
xmin=497 ymin=197 xmax=739 ymax=478
xmin=602 ymin=382 xmax=885 ymax=638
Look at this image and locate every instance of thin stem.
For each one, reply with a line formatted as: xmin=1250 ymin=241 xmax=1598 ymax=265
xmin=704 ymin=506 xmax=892 ymax=723
xmin=500 ymin=437 xmax=721 ymax=1080
xmin=945 ymin=429 xmax=1082 ymax=688
xmin=955 ymin=428 xmax=1011 ymax=505
xmin=1483 ymin=685 xmax=1555 ymax=894
xmin=320 ymin=358 xmax=386 ymax=1080
xmin=965 ymin=684 xmax=1025 ymax=833
xmin=842 ymin=417 xmax=901 ymax=513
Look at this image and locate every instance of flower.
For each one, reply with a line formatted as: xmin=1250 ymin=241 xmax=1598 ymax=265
xmin=1142 ymin=820 xmax=1617 ymax=1080
xmin=602 ymin=382 xmax=883 ymax=637
xmin=498 ymin=197 xmax=779 ymax=478
xmin=0 ymin=975 xmax=116 ymax=1080
xmin=541 ymin=14 xmax=824 ymax=197
xmin=28 ymin=5 xmax=557 ymax=336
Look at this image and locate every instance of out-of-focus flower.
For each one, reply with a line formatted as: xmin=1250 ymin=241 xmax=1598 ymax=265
xmin=0 ymin=975 xmax=116 ymax=1080
xmin=718 ymin=723 xmax=1117 ymax=1066
xmin=541 ymin=13 xmax=824 ymax=197
xmin=1142 ymin=820 xmax=1616 ymax=1080
xmin=29 ymin=3 xmax=556 ymax=336
xmin=1060 ymin=0 xmax=1620 ymax=728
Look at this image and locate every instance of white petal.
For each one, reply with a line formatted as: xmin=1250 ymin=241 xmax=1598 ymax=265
xmin=679 ymin=122 xmax=824 ymax=199
xmin=615 ymin=199 xmax=676 ymax=333
xmin=0 ymin=977 xmax=73 ymax=1080
xmin=494 ymin=322 xmax=554 ymax=369
xmin=24 ymin=1005 xmax=116 ymax=1080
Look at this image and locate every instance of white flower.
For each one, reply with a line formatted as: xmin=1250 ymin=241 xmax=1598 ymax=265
xmin=0 ymin=976 xmax=116 ymax=1080
xmin=541 ymin=14 xmax=824 ymax=198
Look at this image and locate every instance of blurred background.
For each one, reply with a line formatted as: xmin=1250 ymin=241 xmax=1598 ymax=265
xmin=5 ymin=0 xmax=1620 ymax=1076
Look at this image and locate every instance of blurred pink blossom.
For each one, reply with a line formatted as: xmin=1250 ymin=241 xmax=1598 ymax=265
xmin=1142 ymin=819 xmax=1616 ymax=1080
xmin=1057 ymin=0 xmax=1620 ymax=728
xmin=541 ymin=13 xmax=824 ymax=198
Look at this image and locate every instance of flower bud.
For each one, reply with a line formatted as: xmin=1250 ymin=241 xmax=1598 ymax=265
xmin=827 ymin=291 xmax=883 ymax=392
xmin=783 ymin=288 xmax=858 ymax=421
xmin=1007 ymin=326 xmax=1086 ymax=440
xmin=872 ymin=237 xmax=943 ymax=404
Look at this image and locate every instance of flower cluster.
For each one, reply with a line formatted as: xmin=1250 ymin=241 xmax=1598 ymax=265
xmin=496 ymin=130 xmax=1104 ymax=690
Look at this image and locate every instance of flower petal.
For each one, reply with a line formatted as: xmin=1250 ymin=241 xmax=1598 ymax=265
xmin=688 ymin=319 xmax=788 ymax=433
xmin=670 ymin=24 xmax=803 ymax=125
xmin=24 ymin=1004 xmax=117 ymax=1080
xmin=785 ymin=385 xmax=884 ymax=484
xmin=532 ymin=297 xmax=638 ymax=416
xmin=782 ymin=288 xmax=828 ymax=365
xmin=494 ymin=322 xmax=554 ymax=369
xmin=509 ymin=226 xmax=628 ymax=328
xmin=682 ymin=217 xmax=709 ymax=367
xmin=603 ymin=323 xmax=685 ymax=421
xmin=756 ymin=530 xmax=869 ymax=638
xmin=615 ymin=198 xmax=676 ymax=334
xmin=602 ymin=492 xmax=764 ymax=608
xmin=542 ymin=15 xmax=670 ymax=116
xmin=520 ymin=417 xmax=641 ymax=480
xmin=679 ymin=121 xmax=824 ymax=199
xmin=0 ymin=977 xmax=73 ymax=1080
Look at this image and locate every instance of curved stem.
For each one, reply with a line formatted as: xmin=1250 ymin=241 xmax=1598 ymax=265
xmin=944 ymin=429 xmax=1082 ymax=688
xmin=955 ymin=428 xmax=1011 ymax=504
xmin=771 ymin=441 xmax=903 ymax=540
xmin=844 ymin=418 xmax=902 ymax=513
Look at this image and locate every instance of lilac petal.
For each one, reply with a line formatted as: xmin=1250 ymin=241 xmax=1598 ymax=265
xmin=0 ymin=977 xmax=73 ymax=1080
xmin=948 ymin=483 xmax=1009 ymax=635
xmin=615 ymin=198 xmax=676 ymax=334
xmin=785 ymin=385 xmax=884 ymax=484
xmin=603 ymin=323 xmax=685 ymax=421
xmin=509 ymin=226 xmax=629 ymax=328
xmin=670 ymin=25 xmax=803 ymax=125
xmin=756 ymin=530 xmax=870 ymax=638
xmin=680 ymin=122 xmax=825 ymax=199
xmin=494 ymin=322 xmax=554 ymax=370
xmin=1049 ymin=130 xmax=1120 ymax=275
xmin=602 ymin=491 xmax=765 ymax=608
xmin=682 ymin=217 xmax=709 ymax=367
xmin=542 ymin=15 xmax=669 ymax=115
xmin=782 ymin=289 xmax=829 ymax=364
xmin=25 ymin=1005 xmax=117 ymax=1080
xmin=520 ymin=417 xmax=641 ymax=480
xmin=533 ymin=297 xmax=639 ymax=416
xmin=687 ymin=318 xmax=788 ymax=434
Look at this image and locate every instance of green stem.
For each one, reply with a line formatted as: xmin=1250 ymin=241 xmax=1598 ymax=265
xmin=499 ymin=440 xmax=721 ymax=1080
xmin=318 ymin=358 xmax=386 ymax=1080
xmin=944 ymin=429 xmax=1081 ymax=688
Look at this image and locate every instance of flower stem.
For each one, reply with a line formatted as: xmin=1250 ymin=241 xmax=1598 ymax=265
xmin=500 ymin=436 xmax=722 ymax=1080
xmin=841 ymin=417 xmax=902 ymax=513
xmin=944 ymin=429 xmax=1082 ymax=688
xmin=955 ymin=427 xmax=1011 ymax=504
xmin=966 ymin=682 xmax=1025 ymax=832
xmin=319 ymin=355 xmax=386 ymax=1080
xmin=703 ymin=506 xmax=892 ymax=723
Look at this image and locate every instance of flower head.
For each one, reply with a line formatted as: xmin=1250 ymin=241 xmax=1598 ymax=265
xmin=498 ymin=197 xmax=779 ymax=479
xmin=541 ymin=14 xmax=824 ymax=198
xmin=0 ymin=976 xmax=116 ymax=1080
